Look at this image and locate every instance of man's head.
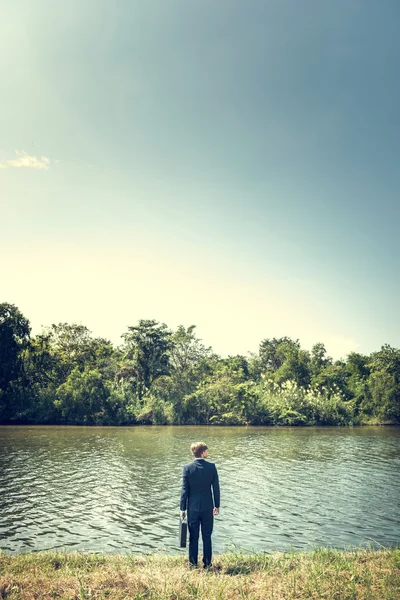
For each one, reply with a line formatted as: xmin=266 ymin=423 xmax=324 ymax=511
xmin=190 ymin=442 xmax=208 ymax=458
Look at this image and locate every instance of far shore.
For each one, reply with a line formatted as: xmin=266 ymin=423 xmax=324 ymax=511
xmin=1 ymin=421 xmax=399 ymax=427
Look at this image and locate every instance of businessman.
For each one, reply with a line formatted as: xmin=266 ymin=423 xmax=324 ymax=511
xmin=180 ymin=442 xmax=220 ymax=568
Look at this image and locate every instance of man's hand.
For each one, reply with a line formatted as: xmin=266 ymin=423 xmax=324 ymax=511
xmin=180 ymin=511 xmax=186 ymax=519
xmin=213 ymin=507 xmax=219 ymax=516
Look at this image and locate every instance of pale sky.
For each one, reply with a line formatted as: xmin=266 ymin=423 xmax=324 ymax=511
xmin=1 ymin=1 xmax=400 ymax=360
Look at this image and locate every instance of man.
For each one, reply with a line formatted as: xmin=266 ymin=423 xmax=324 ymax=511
xmin=180 ymin=441 xmax=220 ymax=568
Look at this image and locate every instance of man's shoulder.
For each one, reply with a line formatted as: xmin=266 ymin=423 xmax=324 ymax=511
xmin=183 ymin=460 xmax=217 ymax=469
xmin=183 ymin=461 xmax=195 ymax=469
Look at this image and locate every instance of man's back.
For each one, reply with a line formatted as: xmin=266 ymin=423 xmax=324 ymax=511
xmin=181 ymin=458 xmax=220 ymax=512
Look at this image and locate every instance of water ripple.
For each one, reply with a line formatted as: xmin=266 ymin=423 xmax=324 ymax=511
xmin=0 ymin=425 xmax=399 ymax=554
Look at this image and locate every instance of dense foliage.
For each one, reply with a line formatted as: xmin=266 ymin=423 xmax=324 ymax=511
xmin=1 ymin=303 xmax=399 ymax=426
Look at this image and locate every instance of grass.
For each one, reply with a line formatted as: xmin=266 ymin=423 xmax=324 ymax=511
xmin=0 ymin=547 xmax=399 ymax=599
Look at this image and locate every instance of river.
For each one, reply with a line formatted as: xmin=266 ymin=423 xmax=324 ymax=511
xmin=0 ymin=425 xmax=399 ymax=555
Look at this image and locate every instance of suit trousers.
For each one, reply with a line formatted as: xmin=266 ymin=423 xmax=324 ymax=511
xmin=188 ymin=509 xmax=214 ymax=567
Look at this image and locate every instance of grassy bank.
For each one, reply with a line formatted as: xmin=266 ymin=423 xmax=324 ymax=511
xmin=0 ymin=548 xmax=399 ymax=599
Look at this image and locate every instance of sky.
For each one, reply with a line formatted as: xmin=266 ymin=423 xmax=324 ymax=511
xmin=1 ymin=0 xmax=400 ymax=360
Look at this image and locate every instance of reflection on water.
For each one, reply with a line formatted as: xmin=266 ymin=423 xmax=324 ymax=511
xmin=0 ymin=425 xmax=399 ymax=554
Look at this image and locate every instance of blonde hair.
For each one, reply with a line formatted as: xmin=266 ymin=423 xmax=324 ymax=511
xmin=190 ymin=442 xmax=208 ymax=458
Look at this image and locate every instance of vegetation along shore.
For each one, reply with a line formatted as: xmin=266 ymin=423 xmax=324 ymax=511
xmin=1 ymin=302 xmax=399 ymax=426
xmin=0 ymin=548 xmax=399 ymax=599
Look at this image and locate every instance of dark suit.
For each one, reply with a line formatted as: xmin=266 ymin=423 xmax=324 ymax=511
xmin=180 ymin=458 xmax=220 ymax=567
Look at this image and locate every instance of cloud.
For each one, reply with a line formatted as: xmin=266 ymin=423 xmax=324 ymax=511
xmin=0 ymin=151 xmax=50 ymax=170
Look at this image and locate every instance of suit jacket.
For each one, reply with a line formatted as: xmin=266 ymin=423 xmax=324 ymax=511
xmin=180 ymin=458 xmax=220 ymax=512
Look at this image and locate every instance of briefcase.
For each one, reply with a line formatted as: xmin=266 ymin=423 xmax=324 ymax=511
xmin=179 ymin=515 xmax=187 ymax=548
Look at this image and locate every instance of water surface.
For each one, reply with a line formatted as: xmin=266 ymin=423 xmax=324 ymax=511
xmin=0 ymin=425 xmax=399 ymax=554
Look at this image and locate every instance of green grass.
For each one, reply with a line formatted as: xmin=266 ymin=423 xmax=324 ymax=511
xmin=0 ymin=547 xmax=399 ymax=599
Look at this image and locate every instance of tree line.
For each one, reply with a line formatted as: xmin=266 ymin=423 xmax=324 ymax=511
xmin=1 ymin=302 xmax=399 ymax=426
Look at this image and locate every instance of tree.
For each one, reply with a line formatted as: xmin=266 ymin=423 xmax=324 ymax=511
xmin=158 ymin=325 xmax=214 ymax=422
xmin=310 ymin=343 xmax=332 ymax=377
xmin=181 ymin=357 xmax=268 ymax=426
xmin=273 ymin=346 xmax=311 ymax=388
xmin=54 ymin=367 xmax=110 ymax=424
xmin=346 ymin=352 xmax=370 ymax=382
xmin=259 ymin=337 xmax=301 ymax=373
xmin=120 ymin=320 xmax=173 ymax=401
xmin=221 ymin=355 xmax=250 ymax=381
xmin=345 ymin=352 xmax=371 ymax=415
xmin=18 ymin=325 xmax=117 ymax=423
xmin=0 ymin=303 xmax=30 ymax=420
xmin=311 ymin=361 xmax=349 ymax=397
xmin=368 ymin=345 xmax=400 ymax=423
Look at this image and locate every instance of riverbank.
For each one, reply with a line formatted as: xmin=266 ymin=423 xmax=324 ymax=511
xmin=1 ymin=420 xmax=399 ymax=426
xmin=0 ymin=548 xmax=399 ymax=599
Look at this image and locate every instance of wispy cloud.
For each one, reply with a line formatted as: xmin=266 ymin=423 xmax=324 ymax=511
xmin=0 ymin=151 xmax=50 ymax=170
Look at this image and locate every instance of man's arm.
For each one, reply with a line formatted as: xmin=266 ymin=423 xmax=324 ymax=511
xmin=180 ymin=466 xmax=189 ymax=514
xmin=212 ymin=465 xmax=220 ymax=512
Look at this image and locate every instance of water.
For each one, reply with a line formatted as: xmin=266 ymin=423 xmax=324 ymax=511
xmin=0 ymin=425 xmax=399 ymax=555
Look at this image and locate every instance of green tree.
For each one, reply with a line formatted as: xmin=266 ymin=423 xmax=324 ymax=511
xmin=259 ymin=337 xmax=300 ymax=373
xmin=368 ymin=345 xmax=400 ymax=423
xmin=0 ymin=303 xmax=31 ymax=421
xmin=259 ymin=337 xmax=311 ymax=386
xmin=42 ymin=323 xmax=114 ymax=385
xmin=19 ymin=325 xmax=117 ymax=423
xmin=54 ymin=367 xmax=111 ymax=424
xmin=182 ymin=358 xmax=269 ymax=426
xmin=310 ymin=343 xmax=332 ymax=377
xmin=311 ymin=361 xmax=349 ymax=397
xmin=273 ymin=346 xmax=311 ymax=388
xmin=17 ymin=332 xmax=58 ymax=423
xmin=345 ymin=352 xmax=371 ymax=416
xmin=154 ymin=325 xmax=213 ymax=422
xmin=120 ymin=320 xmax=173 ymax=402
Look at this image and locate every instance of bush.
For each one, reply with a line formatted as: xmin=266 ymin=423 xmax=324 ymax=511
xmin=258 ymin=379 xmax=355 ymax=426
xmin=54 ymin=367 xmax=110 ymax=424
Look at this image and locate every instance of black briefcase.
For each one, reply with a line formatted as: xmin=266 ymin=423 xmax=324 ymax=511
xmin=179 ymin=515 xmax=188 ymax=548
